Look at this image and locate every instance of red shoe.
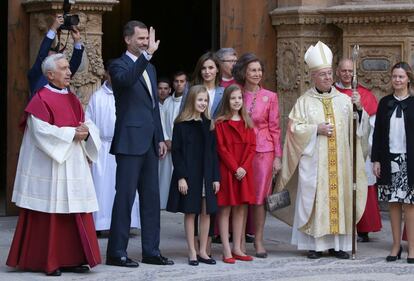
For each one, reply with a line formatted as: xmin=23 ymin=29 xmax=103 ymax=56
xmin=222 ymin=256 xmax=236 ymax=264
xmin=232 ymin=253 xmax=253 ymax=261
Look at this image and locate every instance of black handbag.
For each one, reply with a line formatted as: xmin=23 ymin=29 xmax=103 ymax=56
xmin=265 ymin=189 xmax=291 ymax=212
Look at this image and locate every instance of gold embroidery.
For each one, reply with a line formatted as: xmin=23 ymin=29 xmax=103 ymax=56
xmin=321 ymin=98 xmax=339 ymax=234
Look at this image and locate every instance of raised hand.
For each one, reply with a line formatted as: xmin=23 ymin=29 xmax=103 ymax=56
xmin=147 ymin=26 xmax=160 ymax=55
xmin=51 ymin=14 xmax=64 ymax=32
xmin=70 ymin=26 xmax=81 ymax=43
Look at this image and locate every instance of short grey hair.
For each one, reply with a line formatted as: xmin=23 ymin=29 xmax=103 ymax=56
xmin=215 ymin=48 xmax=237 ymax=61
xmin=41 ymin=53 xmax=66 ymax=76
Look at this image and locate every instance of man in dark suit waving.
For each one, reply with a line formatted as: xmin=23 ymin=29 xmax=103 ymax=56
xmin=106 ymin=20 xmax=173 ymax=267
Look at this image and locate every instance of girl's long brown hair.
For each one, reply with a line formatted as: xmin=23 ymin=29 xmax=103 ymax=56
xmin=175 ymin=85 xmax=211 ymax=123
xmin=214 ymin=84 xmax=254 ymax=128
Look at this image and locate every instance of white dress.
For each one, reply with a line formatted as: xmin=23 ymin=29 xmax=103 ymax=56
xmin=158 ymin=93 xmax=183 ymax=209
xmin=86 ymin=81 xmax=140 ymax=230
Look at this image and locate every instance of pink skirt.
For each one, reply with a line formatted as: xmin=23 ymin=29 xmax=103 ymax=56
xmin=252 ymin=151 xmax=274 ymax=205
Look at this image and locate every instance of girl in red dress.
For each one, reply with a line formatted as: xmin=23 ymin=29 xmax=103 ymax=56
xmin=214 ymin=84 xmax=256 ymax=263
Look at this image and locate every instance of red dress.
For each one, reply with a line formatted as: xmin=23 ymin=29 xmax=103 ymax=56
xmin=215 ymin=119 xmax=256 ymax=206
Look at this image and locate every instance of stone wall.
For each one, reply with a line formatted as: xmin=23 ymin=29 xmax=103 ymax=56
xmin=271 ymin=0 xmax=414 ymax=131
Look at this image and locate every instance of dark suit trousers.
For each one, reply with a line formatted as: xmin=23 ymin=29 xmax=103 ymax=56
xmin=107 ymin=146 xmax=161 ymax=258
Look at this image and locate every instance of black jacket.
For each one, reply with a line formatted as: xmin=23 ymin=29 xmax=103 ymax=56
xmin=371 ymin=94 xmax=414 ymax=186
xmin=167 ymin=118 xmax=220 ymax=214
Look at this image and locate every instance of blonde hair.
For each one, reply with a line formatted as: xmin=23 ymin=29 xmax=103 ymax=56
xmin=214 ymin=84 xmax=254 ymax=128
xmin=175 ymin=85 xmax=211 ymax=123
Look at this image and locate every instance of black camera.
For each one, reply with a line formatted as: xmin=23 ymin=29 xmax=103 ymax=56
xmin=59 ymin=0 xmax=79 ymax=31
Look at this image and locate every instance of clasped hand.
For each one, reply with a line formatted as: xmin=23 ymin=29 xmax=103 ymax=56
xmin=74 ymin=122 xmax=89 ymax=141
xmin=317 ymin=122 xmax=334 ymax=137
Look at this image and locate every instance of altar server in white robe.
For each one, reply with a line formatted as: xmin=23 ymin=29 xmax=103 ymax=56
xmin=158 ymin=72 xmax=187 ymax=209
xmin=86 ymin=60 xmax=140 ymax=231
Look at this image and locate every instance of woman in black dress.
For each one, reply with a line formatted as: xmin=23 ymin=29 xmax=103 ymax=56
xmin=372 ymin=62 xmax=414 ymax=263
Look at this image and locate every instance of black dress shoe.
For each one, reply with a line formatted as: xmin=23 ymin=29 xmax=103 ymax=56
xmin=61 ymin=265 xmax=90 ymax=273
xmin=386 ymin=246 xmax=402 ymax=262
xmin=188 ymin=259 xmax=199 ymax=266
xmin=245 ymin=234 xmax=255 ymax=243
xmin=357 ymin=233 xmax=370 ymax=243
xmin=142 ymin=255 xmax=174 ymax=265
xmin=307 ymin=250 xmax=323 ymax=259
xmin=46 ymin=269 xmax=62 ymax=276
xmin=212 ymin=235 xmax=222 ymax=244
xmin=197 ymin=255 xmax=216 ymax=264
xmin=328 ymin=249 xmax=350 ymax=259
xmin=106 ymin=256 xmax=139 ymax=267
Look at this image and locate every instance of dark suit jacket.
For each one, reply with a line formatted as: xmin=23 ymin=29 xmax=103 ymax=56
xmin=28 ymin=34 xmax=84 ymax=97
xmin=109 ymin=52 xmax=164 ymax=156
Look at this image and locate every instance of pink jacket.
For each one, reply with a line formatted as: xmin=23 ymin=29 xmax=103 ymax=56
xmin=243 ymin=88 xmax=282 ymax=157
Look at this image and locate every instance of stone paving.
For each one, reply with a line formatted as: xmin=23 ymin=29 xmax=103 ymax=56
xmin=1 ymin=211 xmax=414 ymax=281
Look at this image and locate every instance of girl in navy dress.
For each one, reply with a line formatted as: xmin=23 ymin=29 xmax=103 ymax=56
xmin=167 ymin=85 xmax=220 ymax=266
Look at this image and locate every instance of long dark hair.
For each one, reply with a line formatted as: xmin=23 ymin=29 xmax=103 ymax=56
xmin=191 ymin=52 xmax=221 ymax=87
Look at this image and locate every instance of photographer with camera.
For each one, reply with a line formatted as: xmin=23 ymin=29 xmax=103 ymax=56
xmin=27 ymin=13 xmax=84 ymax=98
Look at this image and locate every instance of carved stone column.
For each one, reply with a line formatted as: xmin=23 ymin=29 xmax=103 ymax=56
xmin=270 ymin=6 xmax=340 ymax=132
xmin=23 ymin=0 xmax=118 ymax=105
xmin=323 ymin=3 xmax=414 ymax=99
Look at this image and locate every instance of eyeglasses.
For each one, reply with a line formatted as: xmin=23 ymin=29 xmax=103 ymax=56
xmin=222 ymin=60 xmax=237 ymax=63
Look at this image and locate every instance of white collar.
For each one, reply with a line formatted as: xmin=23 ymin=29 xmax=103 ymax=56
xmin=335 ymin=81 xmax=352 ymax=89
xmin=45 ymin=84 xmax=69 ymax=94
xmin=393 ymin=94 xmax=410 ymax=101
xmin=222 ymin=76 xmax=233 ymax=82
xmin=102 ymin=81 xmax=113 ymax=95
xmin=126 ymin=50 xmax=138 ymax=62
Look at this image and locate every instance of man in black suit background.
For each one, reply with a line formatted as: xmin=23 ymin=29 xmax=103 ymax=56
xmin=106 ymin=20 xmax=173 ymax=267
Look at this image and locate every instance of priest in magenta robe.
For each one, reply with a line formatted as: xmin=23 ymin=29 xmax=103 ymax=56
xmin=7 ymin=53 xmax=102 ymax=276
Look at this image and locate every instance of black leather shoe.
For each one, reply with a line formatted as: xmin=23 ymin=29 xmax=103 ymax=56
xmin=307 ymin=250 xmax=323 ymax=259
xmin=142 ymin=255 xmax=174 ymax=265
xmin=212 ymin=235 xmax=222 ymax=244
xmin=245 ymin=234 xmax=255 ymax=243
xmin=328 ymin=249 xmax=350 ymax=259
xmin=197 ymin=255 xmax=216 ymax=264
xmin=61 ymin=265 xmax=90 ymax=273
xmin=386 ymin=246 xmax=402 ymax=262
xmin=188 ymin=259 xmax=199 ymax=266
xmin=106 ymin=256 xmax=139 ymax=267
xmin=46 ymin=269 xmax=62 ymax=276
xmin=357 ymin=233 xmax=370 ymax=243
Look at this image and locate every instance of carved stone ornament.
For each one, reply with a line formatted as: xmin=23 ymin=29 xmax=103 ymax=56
xmin=356 ymin=46 xmax=402 ymax=99
xmin=277 ymin=40 xmax=300 ymax=91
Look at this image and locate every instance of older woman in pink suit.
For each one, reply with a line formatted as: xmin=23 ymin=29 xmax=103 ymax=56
xmin=232 ymin=53 xmax=282 ymax=257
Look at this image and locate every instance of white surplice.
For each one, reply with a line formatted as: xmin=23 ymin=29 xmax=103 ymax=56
xmin=86 ymin=81 xmax=140 ymax=230
xmin=158 ymin=93 xmax=183 ymax=209
xmin=12 ymin=115 xmax=101 ymax=214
